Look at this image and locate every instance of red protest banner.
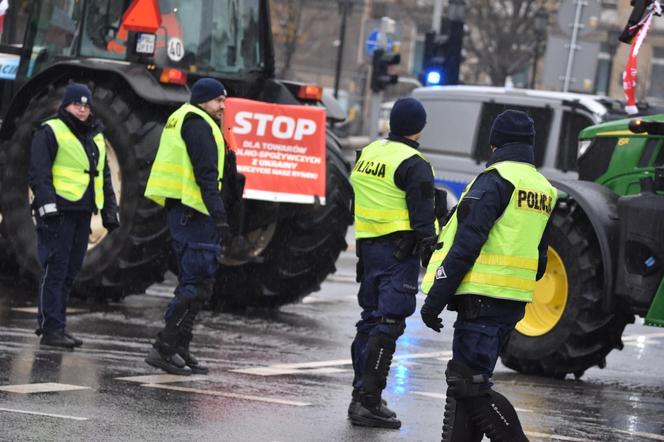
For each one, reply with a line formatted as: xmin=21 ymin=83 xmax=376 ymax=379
xmin=223 ymin=98 xmax=327 ymax=204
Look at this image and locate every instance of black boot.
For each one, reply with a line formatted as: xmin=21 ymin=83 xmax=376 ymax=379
xmin=348 ymin=333 xmax=400 ymax=429
xmin=348 ymin=392 xmax=401 ymax=429
xmin=175 ymin=313 xmax=208 ymax=374
xmin=348 ymin=388 xmax=396 ymax=418
xmin=64 ymin=331 xmax=83 ymax=347
xmin=177 ymin=333 xmax=208 ymax=374
xmin=442 ymin=393 xmax=484 ymax=442
xmin=145 ymin=346 xmax=192 ymax=375
xmin=40 ymin=330 xmax=76 ymax=348
xmin=445 ymin=360 xmax=528 ymax=442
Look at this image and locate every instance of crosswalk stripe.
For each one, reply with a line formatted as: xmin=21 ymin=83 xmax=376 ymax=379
xmin=523 ymin=431 xmax=592 ymax=441
xmin=411 ymin=391 xmax=533 ymax=413
xmin=0 ymin=407 xmax=89 ymax=421
xmin=231 ymin=351 xmax=453 ymax=376
xmin=0 ymin=383 xmax=90 ymax=394
xmin=141 ymin=384 xmax=311 ymax=406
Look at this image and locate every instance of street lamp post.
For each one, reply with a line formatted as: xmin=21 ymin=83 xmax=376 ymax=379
xmin=530 ymin=9 xmax=549 ymax=89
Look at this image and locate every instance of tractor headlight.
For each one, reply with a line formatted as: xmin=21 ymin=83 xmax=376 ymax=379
xmin=577 ymin=139 xmax=592 ymax=158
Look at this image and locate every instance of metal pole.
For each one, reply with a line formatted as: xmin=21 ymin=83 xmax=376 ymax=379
xmin=432 ymin=0 xmax=444 ymax=33
xmin=530 ymin=39 xmax=540 ymax=89
xmin=367 ymin=17 xmax=392 ymax=137
xmin=367 ymin=90 xmax=382 ymax=138
xmin=333 ymin=0 xmax=350 ymax=99
xmin=562 ymin=0 xmax=585 ymax=92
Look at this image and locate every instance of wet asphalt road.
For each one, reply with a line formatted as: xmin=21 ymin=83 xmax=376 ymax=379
xmin=0 ymin=249 xmax=663 ymax=441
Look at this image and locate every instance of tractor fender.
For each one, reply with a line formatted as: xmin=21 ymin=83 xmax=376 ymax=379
xmin=1 ymin=61 xmax=188 ymax=141
xmin=550 ymin=179 xmax=620 ymax=312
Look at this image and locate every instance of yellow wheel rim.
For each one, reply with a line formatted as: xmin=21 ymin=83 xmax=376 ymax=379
xmin=516 ymin=247 xmax=568 ymax=337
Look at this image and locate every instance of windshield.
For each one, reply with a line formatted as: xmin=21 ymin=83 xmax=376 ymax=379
xmin=80 ymin=0 xmax=263 ymax=76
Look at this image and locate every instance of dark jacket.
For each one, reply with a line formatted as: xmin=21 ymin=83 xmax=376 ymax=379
xmin=424 ymin=143 xmax=552 ymax=313
xmin=28 ymin=108 xmax=118 ymax=225
xmin=388 ymin=133 xmax=436 ymax=241
xmin=180 ymin=112 xmax=227 ymax=222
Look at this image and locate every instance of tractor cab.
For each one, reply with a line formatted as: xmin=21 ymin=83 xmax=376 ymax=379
xmin=15 ymin=0 xmax=268 ymax=89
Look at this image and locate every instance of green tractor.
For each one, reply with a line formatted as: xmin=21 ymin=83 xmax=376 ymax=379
xmin=501 ymin=114 xmax=664 ymax=378
xmin=0 ymin=0 xmax=353 ymax=309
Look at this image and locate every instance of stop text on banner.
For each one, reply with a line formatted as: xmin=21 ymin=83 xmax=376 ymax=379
xmin=223 ymin=98 xmax=327 ymax=204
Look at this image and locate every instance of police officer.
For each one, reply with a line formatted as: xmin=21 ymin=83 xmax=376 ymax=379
xmin=420 ymin=110 xmax=556 ymax=441
xmin=348 ymin=97 xmax=436 ymax=429
xmin=144 ymin=78 xmax=232 ymax=375
xmin=29 ymin=82 xmax=119 ymax=348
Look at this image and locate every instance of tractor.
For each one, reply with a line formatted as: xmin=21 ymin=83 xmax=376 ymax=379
xmin=501 ymin=114 xmax=664 ymax=378
xmin=0 ymin=0 xmax=353 ymax=309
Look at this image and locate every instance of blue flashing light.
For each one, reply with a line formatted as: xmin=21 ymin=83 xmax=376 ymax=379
xmin=426 ymin=70 xmax=442 ymax=85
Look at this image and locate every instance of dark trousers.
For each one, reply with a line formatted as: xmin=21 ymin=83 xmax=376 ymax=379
xmin=451 ymin=296 xmax=526 ymax=376
xmin=36 ymin=211 xmax=92 ymax=335
xmin=351 ymin=241 xmax=419 ymax=390
xmin=163 ymin=206 xmax=221 ymax=323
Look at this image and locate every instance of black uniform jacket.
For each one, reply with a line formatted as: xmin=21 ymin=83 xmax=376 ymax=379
xmin=28 ymin=108 xmax=118 ymax=226
xmin=424 ymin=143 xmax=552 ymax=313
xmin=180 ymin=112 xmax=227 ymax=222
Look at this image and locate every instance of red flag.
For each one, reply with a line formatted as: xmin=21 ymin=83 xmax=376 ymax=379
xmin=622 ymin=1 xmax=661 ymax=114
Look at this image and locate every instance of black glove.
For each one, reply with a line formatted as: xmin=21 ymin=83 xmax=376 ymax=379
xmin=102 ymin=210 xmax=120 ymax=233
xmin=420 ymin=303 xmax=443 ymax=333
xmin=418 ymin=235 xmax=437 ymax=268
xmin=103 ymin=221 xmax=120 ymax=233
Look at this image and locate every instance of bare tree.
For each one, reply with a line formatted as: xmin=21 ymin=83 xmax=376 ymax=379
xmin=465 ymin=0 xmax=553 ymax=86
xmin=270 ymin=0 xmax=330 ymax=79
xmin=271 ymin=0 xmax=305 ymax=78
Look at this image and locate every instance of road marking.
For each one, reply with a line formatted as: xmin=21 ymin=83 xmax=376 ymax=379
xmin=0 ymin=407 xmax=89 ymax=421
xmin=11 ymin=307 xmax=88 ymax=314
xmin=231 ymin=351 xmax=453 ymax=376
xmin=325 ymin=274 xmax=357 ymax=284
xmin=524 ymin=431 xmax=593 ymax=441
xmin=613 ymin=428 xmax=664 ymax=441
xmin=623 ymin=332 xmax=664 ymax=341
xmin=411 ymin=391 xmax=533 ymax=413
xmin=141 ymin=384 xmax=311 ymax=406
xmin=0 ymin=383 xmax=90 ymax=394
xmin=116 ymin=374 xmax=210 ymax=384
xmin=144 ymin=285 xmax=175 ymax=298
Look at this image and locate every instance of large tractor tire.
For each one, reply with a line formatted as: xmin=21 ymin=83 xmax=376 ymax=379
xmin=213 ymin=137 xmax=353 ymax=310
xmin=0 ymin=77 xmax=171 ymax=300
xmin=501 ymin=199 xmax=633 ymax=378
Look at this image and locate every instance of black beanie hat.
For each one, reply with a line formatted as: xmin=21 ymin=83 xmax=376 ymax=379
xmin=61 ymin=83 xmax=92 ymax=108
xmin=489 ymin=110 xmax=535 ymax=148
xmin=190 ymin=78 xmax=227 ymax=104
xmin=389 ymin=97 xmax=427 ymax=136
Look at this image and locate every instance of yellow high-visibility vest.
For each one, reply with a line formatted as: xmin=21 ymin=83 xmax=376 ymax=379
xmin=421 ymin=161 xmax=557 ymax=302
xmin=144 ymin=103 xmax=225 ymax=215
xmin=45 ymin=118 xmax=106 ymax=210
xmin=351 ymin=139 xmax=432 ymax=238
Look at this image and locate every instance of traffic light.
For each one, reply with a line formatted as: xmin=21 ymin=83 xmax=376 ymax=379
xmin=421 ymin=18 xmax=464 ymax=86
xmin=422 ymin=31 xmax=447 ymax=86
xmin=370 ymin=48 xmax=401 ymax=92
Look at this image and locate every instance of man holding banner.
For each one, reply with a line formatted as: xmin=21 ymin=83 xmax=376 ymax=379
xmin=348 ymin=97 xmax=436 ymax=429
xmin=144 ymin=78 xmax=233 ymax=375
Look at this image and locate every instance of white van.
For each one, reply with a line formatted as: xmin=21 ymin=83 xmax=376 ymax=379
xmin=412 ymin=86 xmax=635 ymax=203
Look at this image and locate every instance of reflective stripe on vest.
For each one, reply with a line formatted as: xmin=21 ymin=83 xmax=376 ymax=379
xmin=351 ymin=139 xmax=431 ymax=239
xmin=144 ymin=103 xmax=225 ymax=215
xmin=421 ymin=161 xmax=557 ymax=302
xmin=45 ymin=119 xmax=106 ymax=210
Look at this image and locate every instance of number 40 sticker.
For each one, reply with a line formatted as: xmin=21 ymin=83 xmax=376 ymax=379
xmin=167 ymin=37 xmax=185 ymax=62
